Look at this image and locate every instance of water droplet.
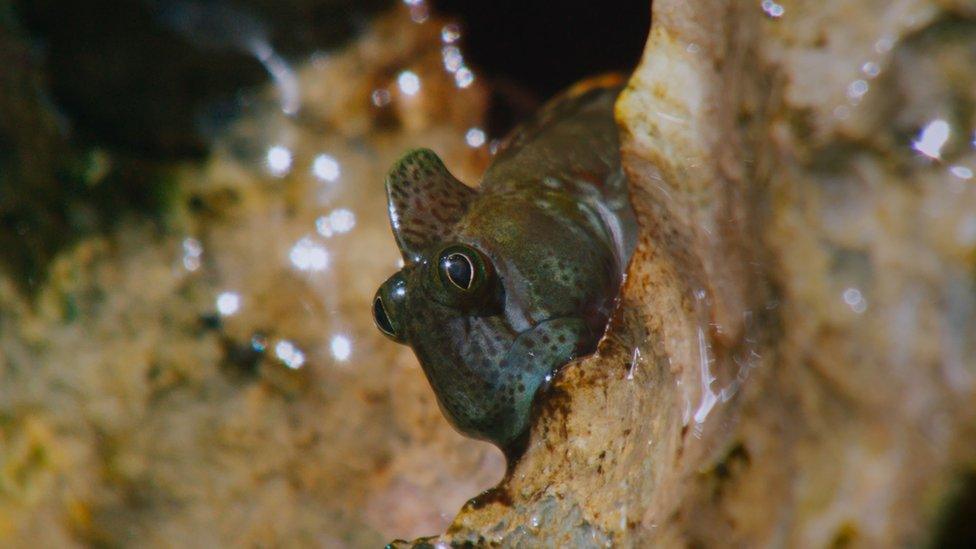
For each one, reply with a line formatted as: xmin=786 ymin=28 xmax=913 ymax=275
xmin=289 ymin=237 xmax=330 ymax=272
xmin=182 ymin=238 xmax=203 ymax=271
xmin=861 ymin=61 xmax=881 ymax=78
xmin=874 ymin=36 xmax=894 ymax=54
xmin=407 ymin=1 xmax=429 ymax=23
xmin=317 ymin=208 xmax=356 ymax=237
xmin=331 ymin=335 xmax=352 ymax=361
xmin=842 ymin=287 xmax=867 ymax=314
xmin=266 ymin=145 xmax=293 ymax=177
xmin=216 ymin=291 xmax=241 ymax=316
xmin=442 ymin=46 xmax=463 ymax=73
xmin=465 ymin=127 xmax=486 ymax=148
xmin=913 ymin=119 xmax=950 ymax=160
xmin=371 ymin=88 xmax=392 ymax=107
xmin=950 ymin=165 xmax=973 ymax=180
xmin=397 ymin=70 xmax=421 ymax=96
xmin=275 ymin=340 xmax=306 ymax=369
xmin=454 ymin=66 xmax=474 ymax=88
xmin=312 ymin=154 xmax=341 ymax=182
xmin=760 ymin=0 xmax=785 ymax=18
xmin=441 ymin=23 xmax=461 ymax=43
xmin=847 ymin=79 xmax=869 ymax=101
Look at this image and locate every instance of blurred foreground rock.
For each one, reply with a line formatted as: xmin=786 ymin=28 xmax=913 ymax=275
xmin=0 ymin=6 xmax=504 ymax=546
xmin=431 ymin=0 xmax=976 ymax=547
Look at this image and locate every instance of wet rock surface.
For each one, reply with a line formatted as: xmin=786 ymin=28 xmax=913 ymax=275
xmin=428 ymin=0 xmax=976 ymax=546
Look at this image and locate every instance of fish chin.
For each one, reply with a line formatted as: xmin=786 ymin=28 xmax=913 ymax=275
xmin=486 ymin=316 xmax=592 ymax=445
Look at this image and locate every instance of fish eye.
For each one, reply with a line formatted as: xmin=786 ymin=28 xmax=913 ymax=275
xmin=373 ymin=296 xmax=396 ymax=337
xmin=437 ymin=244 xmax=491 ymax=295
xmin=442 ymin=252 xmax=474 ymax=290
xmin=429 ymin=244 xmax=498 ymax=309
xmin=373 ymin=273 xmax=407 ymax=343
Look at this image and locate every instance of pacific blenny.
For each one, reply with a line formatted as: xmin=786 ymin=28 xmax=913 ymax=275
xmin=373 ymin=76 xmax=636 ymax=450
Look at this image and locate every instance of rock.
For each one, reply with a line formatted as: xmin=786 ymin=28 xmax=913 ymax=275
xmin=431 ymin=0 xmax=976 ymax=546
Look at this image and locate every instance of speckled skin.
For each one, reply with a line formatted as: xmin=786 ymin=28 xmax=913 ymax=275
xmin=374 ymin=79 xmax=636 ymax=448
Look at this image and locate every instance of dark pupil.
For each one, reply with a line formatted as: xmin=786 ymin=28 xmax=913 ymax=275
xmin=445 ymin=253 xmax=474 ymax=290
xmin=373 ymin=296 xmax=396 ymax=335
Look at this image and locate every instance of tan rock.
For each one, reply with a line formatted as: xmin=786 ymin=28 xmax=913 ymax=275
xmin=434 ymin=1 xmax=976 ymax=546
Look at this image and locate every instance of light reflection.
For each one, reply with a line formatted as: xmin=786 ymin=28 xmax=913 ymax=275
xmin=275 ymin=340 xmax=306 ymax=369
xmin=761 ymin=0 xmax=785 ymax=18
xmin=289 ymin=237 xmax=330 ymax=271
xmin=266 ymin=145 xmax=293 ymax=177
xmin=156 ymin=1 xmax=299 ymax=116
xmin=846 ymin=79 xmax=869 ymax=101
xmin=331 ymin=335 xmax=352 ymax=361
xmin=251 ymin=334 xmax=267 ymax=353
xmin=627 ymin=347 xmax=642 ymax=380
xmin=442 ymin=46 xmax=464 ymax=73
xmin=692 ymin=326 xmax=718 ymax=426
xmin=454 ymin=66 xmax=474 ymax=88
xmin=441 ymin=23 xmax=461 ymax=43
xmin=842 ymin=287 xmax=867 ymax=314
xmin=861 ymin=61 xmax=881 ymax=78
xmin=216 ymin=291 xmax=241 ymax=316
xmin=248 ymin=40 xmax=300 ymax=116
xmin=328 ymin=209 xmax=356 ymax=233
xmin=397 ymin=70 xmax=421 ymax=96
xmin=393 ymin=284 xmax=406 ymax=299
xmin=407 ymin=0 xmax=429 ymax=24
xmin=957 ymin=215 xmax=976 ymax=246
xmin=874 ymin=37 xmax=894 ymax=54
xmin=371 ymin=88 xmax=392 ymax=107
xmin=182 ymin=237 xmax=203 ymax=271
xmin=312 ymin=154 xmax=341 ymax=182
xmin=465 ymin=127 xmax=486 ymax=148
xmin=316 ymin=208 xmax=356 ymax=237
xmin=913 ymin=119 xmax=950 ymax=159
xmin=950 ymin=166 xmax=973 ymax=180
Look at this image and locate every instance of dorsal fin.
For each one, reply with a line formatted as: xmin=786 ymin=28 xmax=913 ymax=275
xmin=483 ymin=75 xmax=624 ymax=194
xmin=385 ymin=149 xmax=476 ymax=263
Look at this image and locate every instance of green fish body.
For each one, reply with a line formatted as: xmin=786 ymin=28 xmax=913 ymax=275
xmin=373 ymin=79 xmax=636 ymax=449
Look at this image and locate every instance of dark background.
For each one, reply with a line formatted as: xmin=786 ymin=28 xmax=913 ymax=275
xmin=1 ymin=0 xmax=649 ymax=290
xmin=12 ymin=0 xmax=650 ymax=157
xmin=433 ymin=0 xmax=649 ymax=99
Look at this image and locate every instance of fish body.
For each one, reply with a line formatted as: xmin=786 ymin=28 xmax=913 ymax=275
xmin=374 ymin=78 xmax=635 ymax=448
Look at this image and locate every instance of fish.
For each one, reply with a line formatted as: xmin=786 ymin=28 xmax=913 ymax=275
xmin=373 ymin=76 xmax=636 ymax=450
